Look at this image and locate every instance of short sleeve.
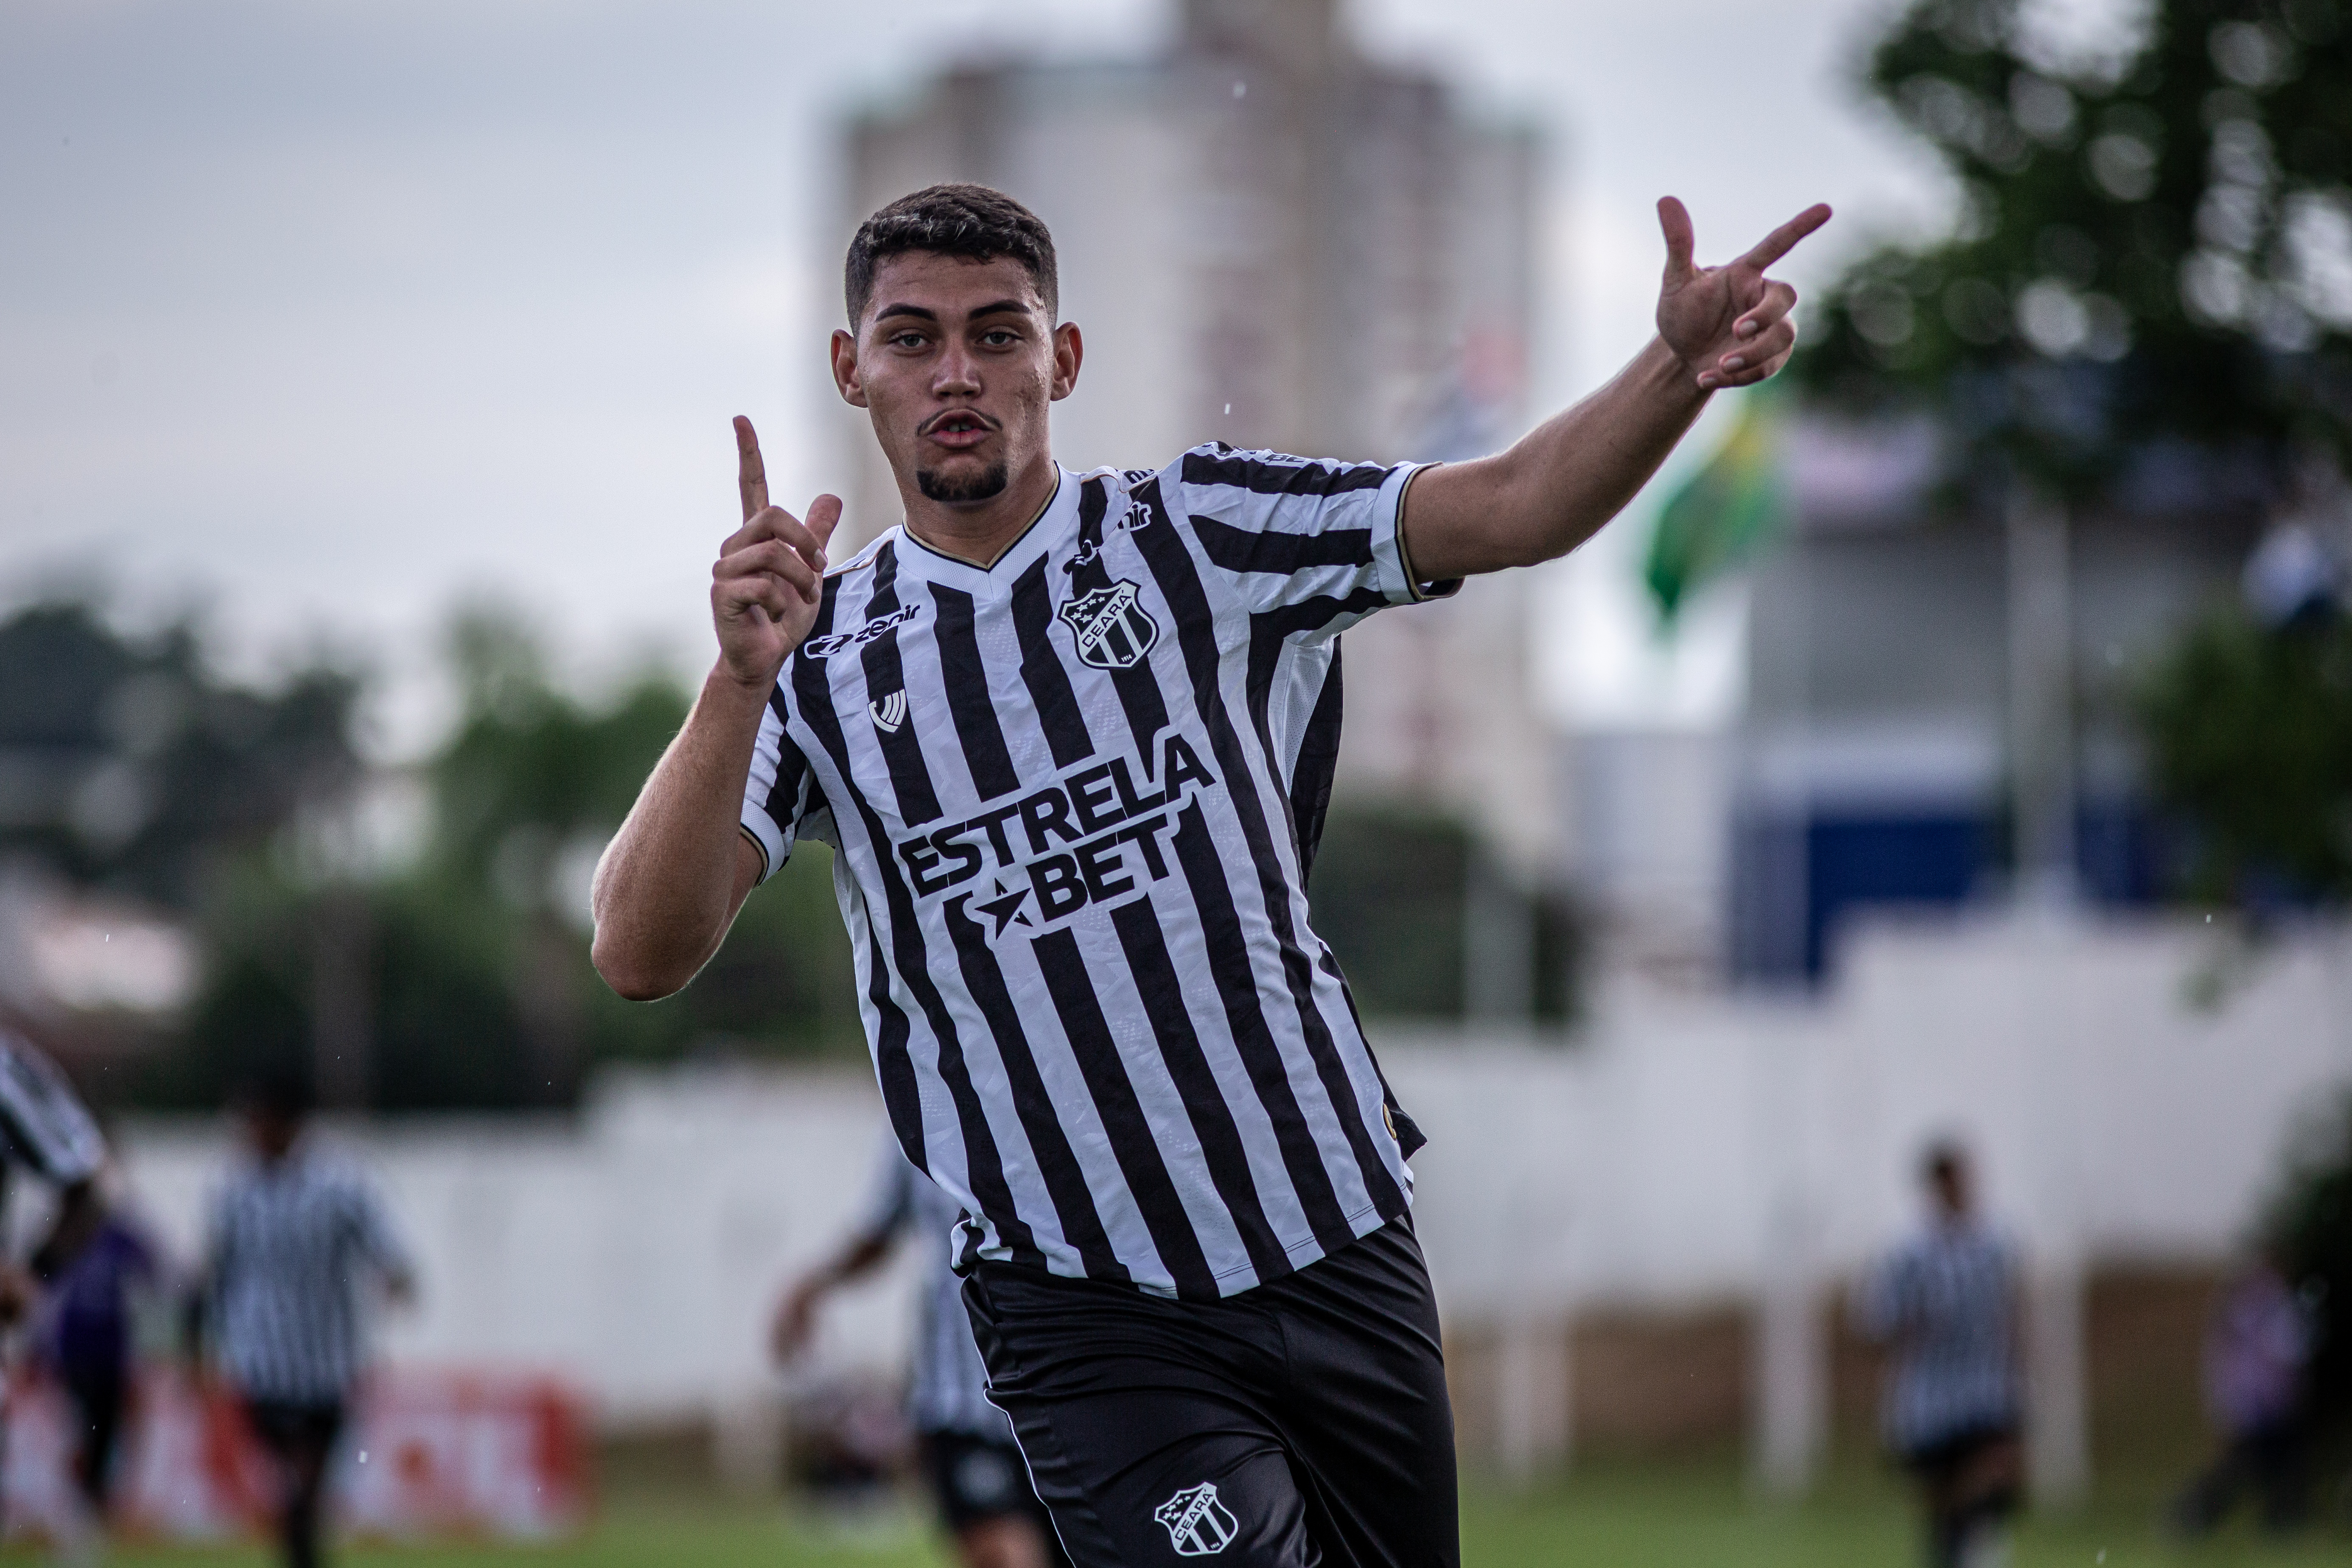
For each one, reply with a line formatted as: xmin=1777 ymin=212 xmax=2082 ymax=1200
xmin=1166 ymin=445 xmax=1459 ymax=623
xmin=739 ymin=690 xmax=818 ymax=885
xmin=0 ymin=1036 xmax=104 ymax=1187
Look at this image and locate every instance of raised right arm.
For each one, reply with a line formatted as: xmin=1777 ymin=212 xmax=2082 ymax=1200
xmin=591 ymin=417 xmax=841 ymax=1001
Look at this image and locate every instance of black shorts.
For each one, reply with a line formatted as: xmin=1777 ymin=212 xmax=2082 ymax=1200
xmin=921 ymin=1427 xmax=1056 ymax=1536
xmin=243 ymin=1398 xmax=346 ymax=1462
xmin=1902 ymin=1421 xmax=2017 ymax=1481
xmin=964 ymin=1215 xmax=1458 ymax=1568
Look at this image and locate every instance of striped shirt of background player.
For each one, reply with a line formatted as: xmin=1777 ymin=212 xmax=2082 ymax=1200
xmin=1857 ymin=1220 xmax=2021 ymax=1455
xmin=855 ymin=1137 xmax=1011 ymax=1439
xmin=207 ymin=1148 xmax=412 ymax=1406
xmin=739 ymin=445 xmax=1449 ymax=1303
xmin=0 ymin=1031 xmax=105 ymax=1191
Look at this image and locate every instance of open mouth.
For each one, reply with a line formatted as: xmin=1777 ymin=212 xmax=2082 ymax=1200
xmin=924 ymin=409 xmax=994 ymax=449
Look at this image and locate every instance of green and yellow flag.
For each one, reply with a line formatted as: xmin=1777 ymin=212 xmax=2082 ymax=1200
xmin=1644 ymin=390 xmax=1789 ymax=627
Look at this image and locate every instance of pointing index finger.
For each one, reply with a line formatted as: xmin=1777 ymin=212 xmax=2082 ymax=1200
xmin=734 ymin=415 xmax=768 ymax=524
xmin=1739 ymin=203 xmax=1834 ymax=272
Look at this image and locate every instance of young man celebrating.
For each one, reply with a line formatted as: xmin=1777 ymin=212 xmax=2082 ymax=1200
xmin=594 ymin=182 xmax=1826 ymax=1567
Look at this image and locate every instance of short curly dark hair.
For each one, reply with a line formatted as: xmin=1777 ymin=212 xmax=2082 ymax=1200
xmin=844 ymin=183 xmax=1059 ymax=328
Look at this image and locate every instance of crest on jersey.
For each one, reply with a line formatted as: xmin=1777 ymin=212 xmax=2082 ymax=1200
xmin=869 ymin=690 xmax=907 ymax=733
xmin=1154 ymin=1483 xmax=1237 ymax=1556
xmin=1058 ymin=579 xmax=1160 ymax=671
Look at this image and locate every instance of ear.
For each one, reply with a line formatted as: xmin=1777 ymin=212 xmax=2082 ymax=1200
xmin=830 ymin=328 xmax=868 ymax=409
xmin=1050 ymin=320 xmax=1083 ymax=403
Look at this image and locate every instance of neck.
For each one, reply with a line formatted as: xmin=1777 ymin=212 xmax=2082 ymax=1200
xmin=900 ymin=454 xmax=1062 ymax=568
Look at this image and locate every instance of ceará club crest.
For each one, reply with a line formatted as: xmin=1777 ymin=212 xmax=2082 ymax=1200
xmin=1058 ymin=579 xmax=1161 ymax=671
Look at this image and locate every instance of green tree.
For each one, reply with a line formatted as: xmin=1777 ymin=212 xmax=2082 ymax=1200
xmin=0 ymin=601 xmax=361 ymax=908
xmin=1798 ymin=0 xmax=2352 ymax=495
xmin=161 ymin=607 xmax=863 ymax=1114
xmin=2137 ymin=604 xmax=2352 ymax=902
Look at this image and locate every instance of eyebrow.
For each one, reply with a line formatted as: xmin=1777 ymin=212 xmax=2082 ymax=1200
xmin=871 ymin=299 xmax=1035 ymax=327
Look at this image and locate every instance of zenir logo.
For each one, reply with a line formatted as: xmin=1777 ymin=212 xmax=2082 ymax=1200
xmin=870 ymin=690 xmax=907 ymax=733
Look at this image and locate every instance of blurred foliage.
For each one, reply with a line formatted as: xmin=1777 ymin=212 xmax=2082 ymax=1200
xmin=1796 ymin=0 xmax=2352 ymax=499
xmin=2265 ymin=1088 xmax=2352 ymax=1436
xmin=2136 ymin=602 xmax=2352 ymax=902
xmin=140 ymin=603 xmax=863 ymax=1114
xmin=1309 ymin=804 xmax=1581 ymax=1026
xmin=0 ymin=601 xmax=362 ymax=908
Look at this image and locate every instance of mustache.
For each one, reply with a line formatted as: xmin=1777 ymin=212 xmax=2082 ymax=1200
xmin=918 ymin=408 xmax=1002 ymax=436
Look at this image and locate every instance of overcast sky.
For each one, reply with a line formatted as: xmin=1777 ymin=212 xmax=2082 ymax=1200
xmin=0 ymin=0 xmax=1964 ymax=754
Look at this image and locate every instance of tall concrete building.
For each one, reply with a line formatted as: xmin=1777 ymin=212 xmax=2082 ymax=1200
xmin=831 ymin=0 xmax=1558 ymax=876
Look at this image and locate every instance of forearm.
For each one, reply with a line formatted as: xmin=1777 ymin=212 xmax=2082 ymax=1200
xmin=591 ymin=666 xmax=770 ymax=1000
xmin=1406 ymin=337 xmax=1708 ymax=580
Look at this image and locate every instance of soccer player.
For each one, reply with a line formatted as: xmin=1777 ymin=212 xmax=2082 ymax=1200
xmin=773 ymin=1131 xmax=1067 ymax=1568
xmin=0 ymin=1028 xmax=109 ymax=1538
xmin=1857 ymin=1142 xmax=2023 ymax=1568
xmin=594 ymin=181 xmax=1826 ymax=1568
xmin=191 ymin=1075 xmax=414 ymax=1568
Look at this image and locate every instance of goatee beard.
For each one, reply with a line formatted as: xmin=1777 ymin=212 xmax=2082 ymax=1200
xmin=917 ymin=462 xmax=1011 ymax=504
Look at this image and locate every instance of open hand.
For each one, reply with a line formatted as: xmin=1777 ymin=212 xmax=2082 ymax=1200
xmin=713 ymin=416 xmax=843 ymax=691
xmin=1655 ymin=197 xmax=1832 ymax=391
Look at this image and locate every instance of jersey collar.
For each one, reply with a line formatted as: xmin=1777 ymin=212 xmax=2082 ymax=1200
xmin=897 ymin=467 xmax=1075 ymax=588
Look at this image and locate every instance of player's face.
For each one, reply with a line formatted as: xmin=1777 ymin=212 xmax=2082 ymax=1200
xmin=834 ymin=252 xmax=1077 ymax=509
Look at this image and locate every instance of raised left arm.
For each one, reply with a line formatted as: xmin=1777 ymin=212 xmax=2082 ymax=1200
xmin=1402 ymin=197 xmax=1830 ymax=582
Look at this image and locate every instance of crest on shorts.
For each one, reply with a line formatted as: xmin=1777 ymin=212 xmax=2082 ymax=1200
xmin=1058 ymin=579 xmax=1160 ymax=671
xmin=1154 ymin=1482 xmax=1237 ymax=1557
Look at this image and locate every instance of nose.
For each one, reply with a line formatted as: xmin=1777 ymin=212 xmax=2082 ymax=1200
xmin=933 ymin=339 xmax=981 ymax=397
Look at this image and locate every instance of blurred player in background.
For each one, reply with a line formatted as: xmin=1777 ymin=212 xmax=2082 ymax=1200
xmin=189 ymin=1075 xmax=414 ymax=1568
xmin=2168 ymin=1247 xmax=2314 ymax=1537
xmin=774 ymin=1130 xmax=1066 ymax=1568
xmin=1859 ymin=1142 xmax=2022 ymax=1568
xmin=0 ymin=1028 xmax=109 ymax=1543
xmin=32 ymin=1146 xmax=165 ymax=1524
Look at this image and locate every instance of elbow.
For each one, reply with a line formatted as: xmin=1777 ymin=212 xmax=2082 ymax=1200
xmin=590 ymin=933 xmax=689 ymax=1002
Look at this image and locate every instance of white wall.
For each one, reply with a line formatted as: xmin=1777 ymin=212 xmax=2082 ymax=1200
xmin=113 ymin=912 xmax=2352 ymax=1428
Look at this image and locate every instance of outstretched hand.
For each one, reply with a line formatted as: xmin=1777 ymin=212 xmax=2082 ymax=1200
xmin=1655 ymin=197 xmax=1832 ymax=392
xmin=712 ymin=416 xmax=842 ymax=692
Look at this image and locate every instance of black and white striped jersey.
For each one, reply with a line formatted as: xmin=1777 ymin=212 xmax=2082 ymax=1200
xmin=206 ymin=1145 xmax=412 ymax=1404
xmin=739 ymin=444 xmax=1452 ymax=1302
xmin=0 ymin=1030 xmax=104 ymax=1190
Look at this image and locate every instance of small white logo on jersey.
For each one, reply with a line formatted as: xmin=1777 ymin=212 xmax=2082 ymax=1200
xmin=804 ymin=603 xmax=918 ymax=659
xmin=870 ymin=690 xmax=907 ymax=733
xmin=1059 ymin=580 xmax=1161 ymax=670
xmin=1155 ymin=1483 xmax=1236 ymax=1556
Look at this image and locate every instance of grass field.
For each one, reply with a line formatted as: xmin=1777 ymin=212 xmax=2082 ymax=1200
xmin=21 ymin=1453 xmax=2348 ymax=1568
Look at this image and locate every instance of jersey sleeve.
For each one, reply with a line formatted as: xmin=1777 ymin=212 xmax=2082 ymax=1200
xmin=0 ymin=1035 xmax=104 ymax=1187
xmin=739 ymin=690 xmax=819 ymax=885
xmin=1165 ymin=444 xmax=1460 ymax=627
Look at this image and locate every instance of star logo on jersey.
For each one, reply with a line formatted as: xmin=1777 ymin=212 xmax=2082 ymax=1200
xmin=869 ymin=690 xmax=907 ymax=733
xmin=1155 ymin=1483 xmax=1238 ymax=1557
xmin=971 ymin=879 xmax=1033 ymax=937
xmin=1058 ymin=579 xmax=1160 ymax=670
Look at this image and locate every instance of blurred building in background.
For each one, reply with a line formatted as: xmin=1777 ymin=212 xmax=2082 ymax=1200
xmin=1726 ymin=427 xmax=2270 ymax=984
xmin=832 ymin=0 xmax=1559 ymax=909
xmin=1562 ymin=413 xmax=2282 ymax=989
